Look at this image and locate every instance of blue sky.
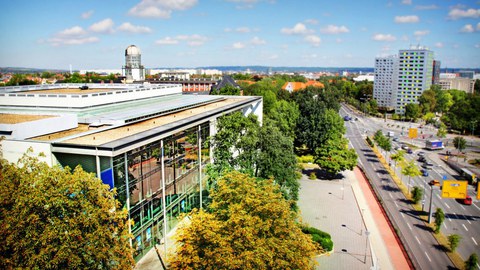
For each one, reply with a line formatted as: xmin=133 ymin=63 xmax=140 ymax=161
xmin=1 ymin=0 xmax=479 ymax=70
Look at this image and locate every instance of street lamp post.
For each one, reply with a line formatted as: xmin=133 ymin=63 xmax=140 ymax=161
xmin=427 ymin=184 xmax=435 ymax=223
xmin=364 ymin=230 xmax=370 ymax=264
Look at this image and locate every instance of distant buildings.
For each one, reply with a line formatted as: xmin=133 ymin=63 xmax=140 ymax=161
xmin=281 ymin=80 xmax=324 ymax=92
xmin=374 ymin=45 xmax=435 ymax=114
xmin=439 ymin=77 xmax=475 ymax=94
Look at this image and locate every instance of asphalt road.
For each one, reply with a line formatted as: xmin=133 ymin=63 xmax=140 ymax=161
xmin=345 ymin=106 xmax=480 ymax=263
xmin=341 ymin=104 xmax=456 ymax=270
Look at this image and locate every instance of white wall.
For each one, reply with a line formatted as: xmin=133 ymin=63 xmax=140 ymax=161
xmin=1 ymin=140 xmax=55 ymax=166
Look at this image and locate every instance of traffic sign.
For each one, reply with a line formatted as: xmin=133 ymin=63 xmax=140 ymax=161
xmin=441 ymin=180 xmax=468 ymax=199
xmin=408 ymin=128 xmax=418 ymax=139
xmin=443 ymin=175 xmax=447 ymax=180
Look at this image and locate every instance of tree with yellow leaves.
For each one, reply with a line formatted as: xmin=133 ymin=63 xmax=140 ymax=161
xmin=0 ymin=153 xmax=134 ymax=269
xmin=169 ymin=171 xmax=318 ymax=269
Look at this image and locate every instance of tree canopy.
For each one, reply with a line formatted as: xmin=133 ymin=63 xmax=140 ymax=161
xmin=314 ymin=136 xmax=358 ymax=176
xmin=169 ymin=171 xmax=318 ymax=270
xmin=0 ymin=153 xmax=134 ymax=269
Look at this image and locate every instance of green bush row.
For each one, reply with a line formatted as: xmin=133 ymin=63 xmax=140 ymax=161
xmin=297 ymin=155 xmax=314 ymax=163
xmin=301 ymin=226 xmax=333 ymax=251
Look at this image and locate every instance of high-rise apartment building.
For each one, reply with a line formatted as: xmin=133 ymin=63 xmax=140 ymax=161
xmin=373 ymin=55 xmax=398 ymax=110
xmin=432 ymin=60 xmax=441 ymax=85
xmin=374 ymin=46 xmax=434 ymax=114
xmin=395 ymin=46 xmax=434 ymax=114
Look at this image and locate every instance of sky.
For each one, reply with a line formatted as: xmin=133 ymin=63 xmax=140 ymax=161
xmin=0 ymin=0 xmax=479 ymax=70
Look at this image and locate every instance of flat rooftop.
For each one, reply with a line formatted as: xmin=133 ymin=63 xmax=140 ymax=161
xmin=0 ymin=114 xmax=56 ymax=124
xmin=18 ymin=88 xmax=114 ymax=95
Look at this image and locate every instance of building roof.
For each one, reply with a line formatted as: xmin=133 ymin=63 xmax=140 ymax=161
xmin=211 ymin=75 xmax=240 ymax=92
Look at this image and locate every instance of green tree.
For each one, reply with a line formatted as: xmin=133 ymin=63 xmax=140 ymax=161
xmin=419 ymin=89 xmax=437 ymax=113
xmin=465 ymin=253 xmax=479 ymax=270
xmin=405 ymin=103 xmax=420 ymax=121
xmin=401 ymin=161 xmax=422 ymax=194
xmin=391 ymin=150 xmax=405 ymax=168
xmin=257 ymin=120 xmax=299 ymax=202
xmin=314 ymin=136 xmax=358 ymax=177
xmin=434 ymin=208 xmax=445 ymax=234
xmin=437 ymin=122 xmax=447 ymax=138
xmin=169 ymin=171 xmax=318 ymax=269
xmin=447 ymin=234 xmax=461 ymax=252
xmin=211 ymin=84 xmax=241 ymax=95
xmin=373 ymin=130 xmax=391 ymax=158
xmin=0 ymin=153 xmax=134 ymax=269
xmin=411 ymin=186 xmax=423 ymax=204
xmin=453 ymin=136 xmax=467 ymax=154
xmin=436 ymin=91 xmax=454 ymax=113
xmin=268 ymin=100 xmax=300 ymax=139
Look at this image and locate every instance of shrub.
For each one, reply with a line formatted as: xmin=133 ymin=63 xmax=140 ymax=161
xmin=301 ymin=226 xmax=333 ymax=251
xmin=309 ymin=172 xmax=316 ymax=180
xmin=297 ymin=155 xmax=314 ymax=163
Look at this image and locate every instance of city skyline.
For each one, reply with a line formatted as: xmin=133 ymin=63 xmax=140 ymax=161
xmin=1 ymin=0 xmax=479 ymax=70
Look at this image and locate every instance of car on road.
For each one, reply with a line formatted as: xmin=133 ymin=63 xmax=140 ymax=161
xmin=394 ymin=146 xmax=401 ymax=150
xmin=422 ymin=163 xmax=433 ymax=170
xmin=425 ymin=161 xmax=434 ymax=166
xmin=407 ymin=149 xmax=413 ymax=154
xmin=401 ymin=145 xmax=409 ymax=150
xmin=422 ymin=169 xmax=429 ymax=177
xmin=456 ymin=195 xmax=472 ymax=205
xmin=393 ymin=137 xmax=399 ymax=142
xmin=417 ymin=151 xmax=425 ymax=157
xmin=418 ymin=156 xmax=426 ymax=162
xmin=429 ymin=180 xmax=440 ymax=186
xmin=343 ymin=115 xmax=352 ymax=121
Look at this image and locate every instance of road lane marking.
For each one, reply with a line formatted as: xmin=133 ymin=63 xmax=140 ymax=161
xmin=444 ymin=202 xmax=450 ymax=209
xmin=443 ymin=223 xmax=448 ymax=229
xmin=407 ymin=223 xmax=412 ymax=231
xmin=425 ymin=252 xmax=432 ymax=262
xmin=394 ymin=201 xmax=399 ymax=207
xmin=400 ymin=212 xmax=405 ymax=218
xmin=415 ymin=236 xmax=421 ymax=245
xmin=459 ymin=204 xmax=465 ymax=211
xmin=436 ymin=194 xmax=441 ymax=199
xmin=473 ymin=237 xmax=478 ymax=246
xmin=462 ymin=224 xmax=468 ymax=231
xmin=474 ymin=203 xmax=480 ymax=211
xmin=389 ymin=193 xmax=393 ymax=199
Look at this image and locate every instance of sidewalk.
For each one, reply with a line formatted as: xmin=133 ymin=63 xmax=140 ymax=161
xmin=298 ymin=168 xmax=410 ymax=269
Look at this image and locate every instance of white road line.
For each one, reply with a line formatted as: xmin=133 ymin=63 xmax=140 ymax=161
xmin=462 ymin=224 xmax=468 ymax=232
xmin=467 ymin=219 xmax=472 ymax=225
xmin=389 ymin=193 xmax=393 ymax=199
xmin=473 ymin=237 xmax=478 ymax=246
xmin=474 ymin=203 xmax=480 ymax=211
xmin=415 ymin=236 xmax=421 ymax=245
xmin=394 ymin=201 xmax=399 ymax=207
xmin=425 ymin=252 xmax=432 ymax=262
xmin=459 ymin=204 xmax=466 ymax=211
xmin=407 ymin=223 xmax=412 ymax=231
xmin=436 ymin=194 xmax=441 ymax=199
xmin=448 ymin=216 xmax=452 ymax=222
xmin=400 ymin=212 xmax=405 ymax=218
xmin=443 ymin=223 xmax=448 ymax=229
xmin=444 ymin=202 xmax=450 ymax=209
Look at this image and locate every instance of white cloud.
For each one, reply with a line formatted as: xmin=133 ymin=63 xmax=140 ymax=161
xmin=401 ymin=0 xmax=412 ymax=5
xmin=232 ymin=42 xmax=246 ymax=49
xmin=477 ymin=22 xmax=480 ymax=31
xmin=89 ymin=18 xmax=115 ymax=33
xmin=281 ymin=23 xmax=312 ymax=35
xmin=414 ymin=30 xmax=429 ymax=36
xmin=448 ymin=8 xmax=480 ymax=20
xmin=434 ymin=42 xmax=444 ymax=48
xmin=236 ymin=27 xmax=251 ymax=33
xmin=157 ymin=34 xmax=207 ymax=46
xmin=460 ymin=24 xmax=475 ymax=33
xmin=304 ymin=35 xmax=321 ymax=46
xmin=372 ymin=33 xmax=397 ymax=41
xmin=305 ymin=19 xmax=318 ymax=25
xmin=118 ymin=22 xmax=152 ymax=34
xmin=250 ymin=36 xmax=266 ymax=45
xmin=394 ymin=15 xmax=420 ymax=23
xmin=336 ymin=38 xmax=343 ymax=43
xmin=414 ymin=4 xmax=438 ymax=10
xmin=226 ymin=0 xmax=274 ymax=9
xmin=81 ymin=10 xmax=94 ymax=19
xmin=129 ymin=0 xmax=198 ymax=18
xmin=47 ymin=26 xmax=99 ymax=46
xmin=58 ymin=26 xmax=87 ymax=36
xmin=155 ymin=37 xmax=179 ymax=45
xmin=475 ymin=44 xmax=480 ymax=49
xmin=320 ymin=25 xmax=349 ymax=34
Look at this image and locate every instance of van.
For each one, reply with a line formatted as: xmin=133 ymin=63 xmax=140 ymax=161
xmin=387 ymin=131 xmax=394 ymax=137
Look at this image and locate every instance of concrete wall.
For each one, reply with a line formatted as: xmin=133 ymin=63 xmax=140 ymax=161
xmin=1 ymin=140 xmax=55 ymax=166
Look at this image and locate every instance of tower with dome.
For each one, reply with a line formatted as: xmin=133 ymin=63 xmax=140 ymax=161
xmin=122 ymin=45 xmax=145 ymax=83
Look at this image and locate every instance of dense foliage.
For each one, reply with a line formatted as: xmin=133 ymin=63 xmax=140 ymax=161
xmin=169 ymin=171 xmax=318 ymax=269
xmin=0 ymin=153 xmax=134 ymax=269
